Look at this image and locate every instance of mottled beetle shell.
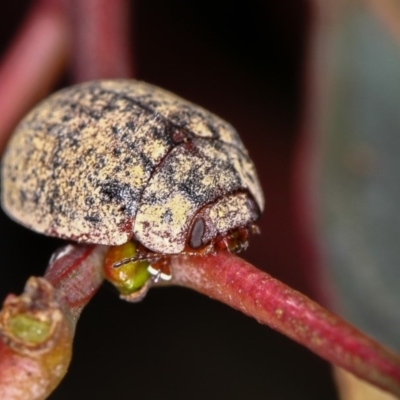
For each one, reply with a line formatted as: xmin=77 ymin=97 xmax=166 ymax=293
xmin=1 ymin=80 xmax=264 ymax=254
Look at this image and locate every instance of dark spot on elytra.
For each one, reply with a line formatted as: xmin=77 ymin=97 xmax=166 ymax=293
xmin=52 ymin=159 xmax=62 ymax=170
xmin=112 ymin=148 xmax=122 ymax=157
xmin=62 ymin=115 xmax=72 ymax=122
xmin=19 ymin=190 xmax=27 ymax=205
xmin=68 ymin=138 xmax=80 ymax=148
xmin=88 ymin=109 xmax=102 ymax=120
xmin=246 ymin=171 xmax=256 ymax=183
xmin=168 ymin=112 xmax=184 ymax=125
xmin=47 ymin=124 xmax=58 ymax=134
xmin=126 ymin=121 xmax=135 ymax=131
xmin=139 ymin=153 xmax=154 ymax=171
xmin=95 ymin=156 xmax=106 ymax=169
xmin=145 ymin=100 xmax=161 ymax=108
xmin=85 ymin=196 xmax=95 ymax=206
xmin=161 ymin=209 xmax=173 ymax=223
xmin=142 ymin=221 xmax=151 ymax=230
xmin=103 ymin=102 xmax=118 ymax=113
xmin=33 ymin=192 xmax=40 ymax=205
xmin=46 ymin=196 xmax=56 ymax=214
xmin=98 ymin=180 xmax=136 ymax=208
xmin=207 ymin=123 xmax=219 ymax=139
xmin=144 ymin=192 xmax=158 ymax=206
xmin=128 ymin=142 xmax=137 ymax=151
xmin=84 ymin=214 xmax=101 ymax=223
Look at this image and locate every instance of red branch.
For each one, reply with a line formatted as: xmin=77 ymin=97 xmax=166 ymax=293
xmin=68 ymin=0 xmax=134 ymax=82
xmin=44 ymin=245 xmax=108 ymax=322
xmin=0 ymin=245 xmax=107 ymax=399
xmin=1 ymin=239 xmax=400 ymax=398
xmin=170 ymin=251 xmax=400 ymax=397
xmin=0 ymin=0 xmax=70 ymax=154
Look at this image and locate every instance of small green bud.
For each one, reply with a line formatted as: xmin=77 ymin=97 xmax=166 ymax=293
xmin=8 ymin=314 xmax=52 ymax=344
xmin=104 ymin=242 xmax=150 ymax=295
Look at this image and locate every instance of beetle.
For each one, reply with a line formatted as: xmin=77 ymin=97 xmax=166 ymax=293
xmin=1 ymin=80 xmax=264 ymax=283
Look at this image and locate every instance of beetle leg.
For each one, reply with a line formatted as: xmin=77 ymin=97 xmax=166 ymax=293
xmin=148 ymin=258 xmax=172 ymax=282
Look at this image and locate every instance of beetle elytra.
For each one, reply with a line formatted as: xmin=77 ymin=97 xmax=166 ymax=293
xmin=1 ymin=80 xmax=264 ymax=272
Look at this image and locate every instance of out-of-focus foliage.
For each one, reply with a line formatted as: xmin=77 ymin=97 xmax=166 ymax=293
xmin=321 ymin=1 xmax=400 ymax=353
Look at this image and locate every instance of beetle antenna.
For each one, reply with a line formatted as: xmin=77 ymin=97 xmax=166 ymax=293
xmin=112 ymin=252 xmax=162 ymax=268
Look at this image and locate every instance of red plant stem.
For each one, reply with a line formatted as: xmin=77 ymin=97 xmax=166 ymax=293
xmin=2 ymin=244 xmax=400 ymax=398
xmin=68 ymin=0 xmax=134 ymax=82
xmin=44 ymin=244 xmax=108 ymax=323
xmin=170 ymin=251 xmax=400 ymax=397
xmin=0 ymin=245 xmax=107 ymax=399
xmin=0 ymin=278 xmax=73 ymax=400
xmin=0 ymin=0 xmax=70 ymax=154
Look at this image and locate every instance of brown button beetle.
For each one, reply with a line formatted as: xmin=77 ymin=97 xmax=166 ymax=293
xmin=1 ymin=80 xmax=264 ymax=284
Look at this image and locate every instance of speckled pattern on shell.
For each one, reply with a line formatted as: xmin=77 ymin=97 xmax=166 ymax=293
xmin=1 ymin=80 xmax=264 ymax=253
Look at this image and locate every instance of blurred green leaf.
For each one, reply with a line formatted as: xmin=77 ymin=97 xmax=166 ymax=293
xmin=321 ymin=1 xmax=400 ymax=352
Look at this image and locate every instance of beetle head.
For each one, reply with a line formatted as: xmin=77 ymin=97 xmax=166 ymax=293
xmin=187 ymin=192 xmax=260 ymax=252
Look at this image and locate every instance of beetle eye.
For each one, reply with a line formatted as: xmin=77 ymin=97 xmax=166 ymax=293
xmin=189 ymin=218 xmax=205 ymax=249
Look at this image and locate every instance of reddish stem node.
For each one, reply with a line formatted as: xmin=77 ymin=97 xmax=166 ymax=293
xmin=0 ymin=245 xmax=107 ymax=399
xmin=0 ymin=278 xmax=72 ymax=400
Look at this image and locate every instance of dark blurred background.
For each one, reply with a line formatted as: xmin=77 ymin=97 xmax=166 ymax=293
xmin=0 ymin=1 xmax=338 ymax=399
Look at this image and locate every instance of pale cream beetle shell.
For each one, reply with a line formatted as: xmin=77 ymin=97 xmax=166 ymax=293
xmin=1 ymin=80 xmax=264 ymax=254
